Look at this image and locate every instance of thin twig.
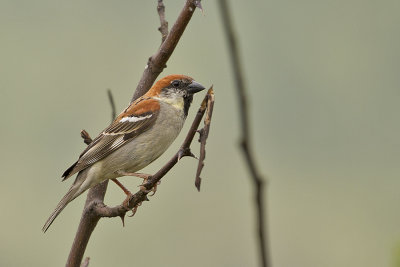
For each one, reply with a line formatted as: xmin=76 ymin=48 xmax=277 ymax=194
xmin=195 ymin=86 xmax=214 ymax=191
xmin=218 ymin=1 xmax=269 ymax=267
xmin=66 ymin=2 xmax=201 ymax=266
xmin=157 ymin=0 xmax=168 ymax=43
xmin=107 ymin=89 xmax=116 ymax=121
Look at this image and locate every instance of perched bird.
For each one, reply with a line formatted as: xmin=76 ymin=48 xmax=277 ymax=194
xmin=43 ymin=74 xmax=205 ymax=232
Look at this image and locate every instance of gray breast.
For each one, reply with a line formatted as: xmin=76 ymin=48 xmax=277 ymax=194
xmin=100 ymin=102 xmax=186 ymax=177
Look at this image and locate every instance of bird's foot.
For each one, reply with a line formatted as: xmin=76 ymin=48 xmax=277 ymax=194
xmin=139 ymin=177 xmax=161 ymax=196
xmin=115 ymin=171 xmax=159 ymax=196
xmin=121 ymin=194 xmax=142 ymax=217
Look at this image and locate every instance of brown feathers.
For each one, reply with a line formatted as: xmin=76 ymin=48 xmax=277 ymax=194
xmin=147 ymin=74 xmax=194 ymax=96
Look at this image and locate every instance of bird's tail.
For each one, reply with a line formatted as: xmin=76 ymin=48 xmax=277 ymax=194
xmin=42 ymin=173 xmax=88 ymax=232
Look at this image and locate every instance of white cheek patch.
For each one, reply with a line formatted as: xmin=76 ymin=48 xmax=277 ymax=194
xmin=119 ymin=114 xmax=152 ymax=123
xmin=154 ymin=96 xmax=184 ymax=110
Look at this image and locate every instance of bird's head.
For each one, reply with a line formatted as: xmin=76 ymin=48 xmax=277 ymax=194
xmin=147 ymin=74 xmax=205 ymax=116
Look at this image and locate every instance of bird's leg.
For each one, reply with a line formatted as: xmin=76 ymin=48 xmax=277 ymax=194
xmin=133 ymin=172 xmax=160 ymax=196
xmin=139 ymin=179 xmax=162 ymax=197
xmin=111 ymin=178 xmax=138 ymax=216
xmin=111 ymin=178 xmax=132 ymax=196
xmin=115 ymin=171 xmax=159 ymax=196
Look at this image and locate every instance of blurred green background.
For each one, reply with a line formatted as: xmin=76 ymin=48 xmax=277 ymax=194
xmin=1 ymin=0 xmax=400 ymax=266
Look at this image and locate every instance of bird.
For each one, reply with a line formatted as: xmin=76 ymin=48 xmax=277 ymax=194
xmin=42 ymin=74 xmax=205 ymax=232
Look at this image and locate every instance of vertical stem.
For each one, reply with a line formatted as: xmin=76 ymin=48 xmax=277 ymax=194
xmin=218 ymin=1 xmax=270 ymax=266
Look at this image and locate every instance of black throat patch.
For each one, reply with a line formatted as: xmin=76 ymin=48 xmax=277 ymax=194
xmin=183 ymin=95 xmax=193 ymax=117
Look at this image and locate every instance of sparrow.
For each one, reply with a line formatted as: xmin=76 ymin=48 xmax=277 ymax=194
xmin=43 ymin=74 xmax=205 ymax=232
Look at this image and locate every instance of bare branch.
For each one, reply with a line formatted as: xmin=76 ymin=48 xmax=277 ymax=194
xmin=195 ymin=86 xmax=214 ymax=191
xmin=157 ymin=0 xmax=169 ymax=43
xmin=218 ymin=1 xmax=269 ymax=267
xmin=107 ymin=89 xmax=116 ymax=121
xmin=131 ymin=0 xmax=201 ymax=101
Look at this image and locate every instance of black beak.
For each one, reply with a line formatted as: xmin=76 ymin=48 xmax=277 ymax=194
xmin=187 ymin=81 xmax=205 ymax=94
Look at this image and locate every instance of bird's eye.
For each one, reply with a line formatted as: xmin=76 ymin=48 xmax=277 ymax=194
xmin=171 ymin=80 xmax=181 ymax=88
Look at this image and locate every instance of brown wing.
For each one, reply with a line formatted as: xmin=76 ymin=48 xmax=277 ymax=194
xmin=62 ymin=98 xmax=160 ymax=180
